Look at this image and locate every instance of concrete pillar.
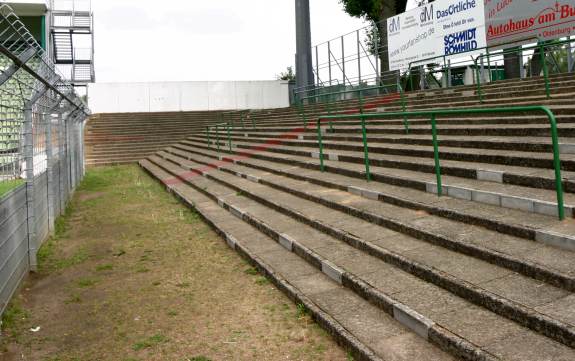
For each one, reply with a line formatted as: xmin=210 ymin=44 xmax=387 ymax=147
xmin=295 ymin=0 xmax=314 ymax=90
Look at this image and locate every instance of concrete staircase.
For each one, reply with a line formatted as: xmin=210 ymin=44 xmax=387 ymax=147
xmin=137 ymin=74 xmax=575 ymax=360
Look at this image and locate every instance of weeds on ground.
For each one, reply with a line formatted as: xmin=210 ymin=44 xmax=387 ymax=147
xmin=1 ymin=302 xmax=28 ymax=332
xmin=132 ymin=334 xmax=168 ymax=351
xmin=255 ymin=276 xmax=269 ymax=285
xmin=296 ymin=303 xmax=309 ymax=319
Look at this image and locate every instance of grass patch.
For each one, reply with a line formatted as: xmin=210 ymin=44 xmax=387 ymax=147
xmin=95 ymin=263 xmax=114 ymax=272
xmin=244 ymin=267 xmax=258 ymax=276
xmin=0 ymin=179 xmax=24 ymax=198
xmin=296 ymin=303 xmax=309 ymax=319
xmin=76 ymin=277 xmax=98 ymax=288
xmin=65 ymin=294 xmax=82 ymax=304
xmin=255 ymin=276 xmax=269 ymax=286
xmin=132 ymin=334 xmax=168 ymax=351
xmin=1 ymin=302 xmax=28 ymax=331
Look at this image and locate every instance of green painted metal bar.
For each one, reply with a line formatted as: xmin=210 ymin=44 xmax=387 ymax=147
xmin=227 ymin=123 xmax=232 ymax=152
xmin=358 ymin=87 xmax=364 ymax=114
xmin=360 ymin=114 xmax=371 ymax=181
xmin=316 ymin=105 xmax=565 ymax=220
xmin=486 ymin=48 xmax=492 ymax=82
xmin=240 ymin=112 xmax=245 ymax=129
xmin=215 ymin=125 xmax=221 ymax=154
xmin=317 ymin=120 xmax=325 ymax=172
xmin=430 ymin=114 xmax=442 ymax=196
xmin=398 ymin=84 xmax=409 ymax=134
xmin=475 ymin=54 xmax=485 ymax=103
xmin=206 ymin=126 xmax=211 ymax=149
xmin=540 ymin=42 xmax=551 ymax=99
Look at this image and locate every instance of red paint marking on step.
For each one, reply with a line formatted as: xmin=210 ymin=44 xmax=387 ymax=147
xmin=162 ymin=93 xmax=403 ymax=186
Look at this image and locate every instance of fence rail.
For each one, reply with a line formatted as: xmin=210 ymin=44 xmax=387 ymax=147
xmin=0 ymin=4 xmax=89 ymax=317
xmin=315 ymin=106 xmax=565 ymax=220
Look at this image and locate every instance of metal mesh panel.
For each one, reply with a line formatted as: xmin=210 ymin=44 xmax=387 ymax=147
xmin=0 ymin=4 xmax=90 ymax=316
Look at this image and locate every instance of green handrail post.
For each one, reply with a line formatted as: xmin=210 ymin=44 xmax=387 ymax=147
xmin=540 ymin=42 xmax=551 ymax=99
xmin=215 ymin=125 xmax=221 ymax=154
xmin=299 ymin=98 xmax=308 ymax=129
xmin=360 ymin=114 xmax=371 ymax=182
xmin=206 ymin=126 xmax=211 ymax=149
xmin=474 ymin=55 xmax=484 ymax=103
xmin=430 ymin=113 xmax=443 ymax=197
xmin=358 ymin=87 xmax=364 ymax=114
xmin=317 ymin=119 xmax=325 ymax=172
xmin=251 ymin=112 xmax=256 ymax=129
xmin=541 ymin=106 xmax=565 ymax=220
xmin=486 ymin=48 xmax=492 ymax=82
xmin=399 ymin=83 xmax=409 ymax=134
xmin=227 ymin=122 xmax=232 ymax=152
xmin=240 ymin=111 xmax=245 ymax=129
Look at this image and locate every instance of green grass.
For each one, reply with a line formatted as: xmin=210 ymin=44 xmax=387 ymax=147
xmin=187 ymin=357 xmax=212 ymax=361
xmin=0 ymin=179 xmax=24 ymax=198
xmin=76 ymin=277 xmax=98 ymax=288
xmin=95 ymin=263 xmax=114 ymax=272
xmin=1 ymin=302 xmax=28 ymax=331
xmin=132 ymin=334 xmax=168 ymax=351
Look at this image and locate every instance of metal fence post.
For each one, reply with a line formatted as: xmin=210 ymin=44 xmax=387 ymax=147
xmin=45 ymin=112 xmax=55 ymax=232
xmin=341 ymin=35 xmax=346 ymax=86
xmin=568 ymin=37 xmax=574 ymax=73
xmin=356 ymin=30 xmax=362 ymax=84
xmin=57 ymin=112 xmax=65 ymax=212
xmin=23 ymin=107 xmax=37 ymax=271
xmin=328 ymin=40 xmax=332 ymax=86
xmin=430 ymin=114 xmax=442 ymax=197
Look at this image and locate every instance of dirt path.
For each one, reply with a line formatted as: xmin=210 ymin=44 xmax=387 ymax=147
xmin=0 ymin=165 xmax=348 ymax=361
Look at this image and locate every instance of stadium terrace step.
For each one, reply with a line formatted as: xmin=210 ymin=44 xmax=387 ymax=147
xmin=180 ymin=137 xmax=575 ymax=219
xmin=139 ymin=159 xmax=458 ymax=361
xmin=140 ymin=153 xmax=575 ymax=361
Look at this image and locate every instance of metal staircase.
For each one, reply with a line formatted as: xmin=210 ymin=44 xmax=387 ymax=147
xmin=50 ymin=0 xmax=94 ymax=86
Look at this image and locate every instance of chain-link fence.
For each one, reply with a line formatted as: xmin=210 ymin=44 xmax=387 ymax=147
xmin=0 ymin=4 xmax=89 ymax=316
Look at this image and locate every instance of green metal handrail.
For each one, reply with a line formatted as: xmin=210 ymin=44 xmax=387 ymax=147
xmin=316 ymin=105 xmax=565 ymax=220
xmin=473 ymin=38 xmax=575 ymax=102
xmin=405 ymin=37 xmax=575 ymax=100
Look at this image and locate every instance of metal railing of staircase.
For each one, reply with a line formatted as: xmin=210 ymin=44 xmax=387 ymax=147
xmin=403 ymin=37 xmax=575 ymax=102
xmin=473 ymin=38 xmax=575 ymax=103
xmin=315 ymin=106 xmax=565 ymax=220
xmin=296 ymin=83 xmax=408 ymax=132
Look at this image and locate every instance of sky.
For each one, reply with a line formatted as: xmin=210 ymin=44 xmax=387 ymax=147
xmin=92 ymin=0 xmax=417 ymax=83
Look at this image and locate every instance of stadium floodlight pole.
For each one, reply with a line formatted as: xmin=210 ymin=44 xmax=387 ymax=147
xmin=295 ymin=0 xmax=314 ymax=94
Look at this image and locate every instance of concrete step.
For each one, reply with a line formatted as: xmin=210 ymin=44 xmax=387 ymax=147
xmin=209 ymin=134 xmax=575 ymax=195
xmin=139 ymin=159 xmax=458 ymax=361
xmin=180 ymin=138 xmax=575 ymax=219
xmin=159 ymin=144 xmax=575 ymax=250
xmin=142 ymin=155 xmax=575 ymax=360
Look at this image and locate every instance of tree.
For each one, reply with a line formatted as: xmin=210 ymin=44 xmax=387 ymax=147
xmin=277 ymin=66 xmax=296 ymax=81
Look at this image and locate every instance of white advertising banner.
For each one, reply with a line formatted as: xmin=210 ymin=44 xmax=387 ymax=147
xmin=387 ymin=0 xmax=487 ymax=71
xmin=485 ymin=0 xmax=575 ymax=47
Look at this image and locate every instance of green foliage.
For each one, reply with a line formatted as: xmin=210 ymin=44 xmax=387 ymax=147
xmin=338 ymin=0 xmax=409 ymax=22
xmin=277 ymin=66 xmax=296 ymax=81
xmin=132 ymin=334 xmax=168 ymax=351
xmin=1 ymin=302 xmax=28 ymax=331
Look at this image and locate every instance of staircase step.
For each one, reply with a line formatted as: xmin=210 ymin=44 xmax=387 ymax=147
xmin=139 ymin=159 xmax=457 ymax=361
xmin=141 ymin=155 xmax=575 ymax=360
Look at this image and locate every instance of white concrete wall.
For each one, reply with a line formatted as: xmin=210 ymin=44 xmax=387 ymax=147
xmin=87 ymin=81 xmax=291 ymax=114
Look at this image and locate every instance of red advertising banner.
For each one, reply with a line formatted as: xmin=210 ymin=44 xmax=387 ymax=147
xmin=485 ymin=0 xmax=575 ymax=46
